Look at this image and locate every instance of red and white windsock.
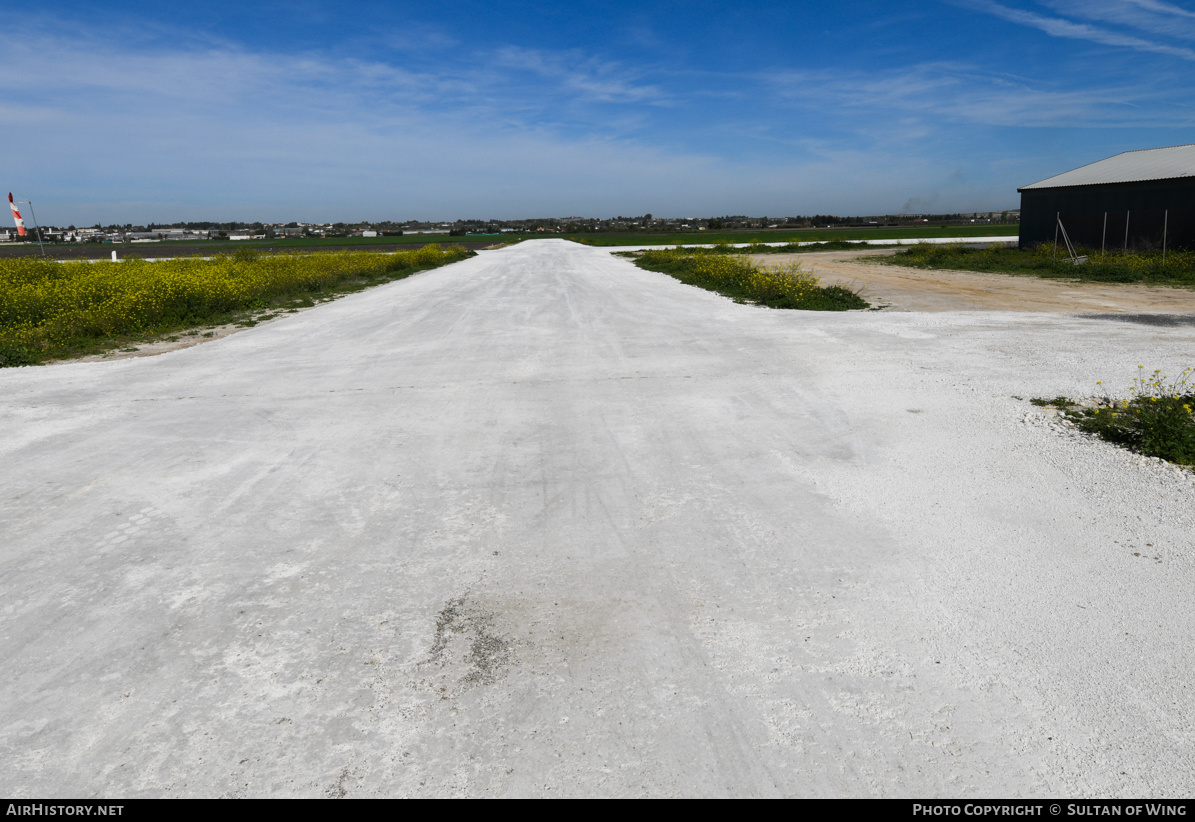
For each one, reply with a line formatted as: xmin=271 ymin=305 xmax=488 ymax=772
xmin=8 ymin=193 xmax=26 ymax=236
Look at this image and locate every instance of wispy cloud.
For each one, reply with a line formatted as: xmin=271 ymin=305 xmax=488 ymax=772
xmin=1126 ymin=0 xmax=1195 ymax=19
xmin=492 ymin=46 xmax=669 ymax=105
xmin=0 ymin=25 xmax=666 ymax=140
xmin=1041 ymin=0 xmax=1195 ymax=40
xmin=767 ymin=62 xmax=1187 ymax=129
xmin=964 ymin=0 xmax=1195 ymax=59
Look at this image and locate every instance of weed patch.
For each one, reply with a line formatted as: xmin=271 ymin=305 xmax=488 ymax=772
xmin=0 ymin=340 xmax=36 ymax=367
xmin=1039 ymin=367 xmax=1195 ymax=465
xmin=632 ymin=248 xmax=867 ymax=310
xmin=1030 ymin=396 xmax=1076 ymax=409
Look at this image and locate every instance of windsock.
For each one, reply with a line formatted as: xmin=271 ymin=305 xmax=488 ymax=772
xmin=8 ymin=193 xmax=26 ymax=236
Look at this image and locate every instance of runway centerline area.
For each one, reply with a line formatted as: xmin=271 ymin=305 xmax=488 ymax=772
xmin=3 ymin=239 xmax=1193 ymax=797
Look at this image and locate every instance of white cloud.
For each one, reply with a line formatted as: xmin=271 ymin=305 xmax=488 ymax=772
xmin=1041 ymin=0 xmax=1195 ymax=39
xmin=767 ymin=62 xmax=1186 ymax=129
xmin=491 ymin=46 xmax=669 ymax=105
xmin=964 ymin=0 xmax=1195 ymax=58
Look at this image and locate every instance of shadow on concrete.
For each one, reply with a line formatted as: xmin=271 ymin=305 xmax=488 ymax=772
xmin=1077 ymin=313 xmax=1195 ymax=327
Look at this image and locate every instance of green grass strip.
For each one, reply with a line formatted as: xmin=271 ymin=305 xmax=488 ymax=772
xmin=885 ymin=243 xmax=1195 ymax=287
xmin=569 ymin=224 xmax=1019 ymax=247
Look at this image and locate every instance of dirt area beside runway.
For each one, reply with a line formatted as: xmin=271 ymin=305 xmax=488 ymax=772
xmin=751 ymin=249 xmax=1195 ymax=313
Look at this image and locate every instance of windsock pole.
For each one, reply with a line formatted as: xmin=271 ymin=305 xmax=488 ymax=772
xmin=25 ymin=200 xmax=46 ymax=257
xmin=9 ymin=194 xmax=45 ymax=257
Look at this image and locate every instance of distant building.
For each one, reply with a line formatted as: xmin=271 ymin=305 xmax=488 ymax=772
xmin=1018 ymin=144 xmax=1195 ymax=252
xmin=62 ymin=228 xmax=105 ymax=242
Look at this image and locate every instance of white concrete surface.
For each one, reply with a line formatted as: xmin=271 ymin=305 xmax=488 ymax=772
xmin=1 ymin=239 xmax=1193 ymax=798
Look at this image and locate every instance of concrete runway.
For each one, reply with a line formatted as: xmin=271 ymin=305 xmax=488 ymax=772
xmin=2 ymin=240 xmax=1194 ymax=797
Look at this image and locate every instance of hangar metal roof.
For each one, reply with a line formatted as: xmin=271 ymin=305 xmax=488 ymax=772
xmin=1019 ymin=143 xmax=1195 ymax=191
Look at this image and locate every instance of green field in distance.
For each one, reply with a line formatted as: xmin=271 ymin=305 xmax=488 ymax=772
xmin=3 ymin=224 xmax=1019 ymax=258
xmin=567 ymin=224 xmax=1019 ymax=247
xmin=117 ymin=234 xmax=532 ymax=250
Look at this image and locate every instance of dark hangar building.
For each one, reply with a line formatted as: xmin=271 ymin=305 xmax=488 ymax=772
xmin=1018 ymin=144 xmax=1195 ymax=252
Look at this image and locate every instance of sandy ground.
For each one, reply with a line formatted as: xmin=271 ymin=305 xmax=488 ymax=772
xmin=753 ymin=249 xmax=1195 ymax=314
xmin=2 ymin=240 xmax=1195 ymax=798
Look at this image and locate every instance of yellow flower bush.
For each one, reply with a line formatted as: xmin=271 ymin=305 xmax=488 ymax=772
xmin=1070 ymin=366 xmax=1195 ymax=465
xmin=0 ymin=244 xmax=471 ymax=365
xmin=634 ymin=247 xmax=867 ymax=310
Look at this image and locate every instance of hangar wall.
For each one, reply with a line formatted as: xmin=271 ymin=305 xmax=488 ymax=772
xmin=1019 ymin=177 xmax=1195 ymax=252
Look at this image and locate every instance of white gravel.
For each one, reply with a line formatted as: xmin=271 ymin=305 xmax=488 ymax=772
xmin=1 ymin=239 xmax=1193 ymax=797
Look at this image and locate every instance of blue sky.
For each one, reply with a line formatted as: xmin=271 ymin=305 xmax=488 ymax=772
xmin=3 ymin=1 xmax=1194 ymax=224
